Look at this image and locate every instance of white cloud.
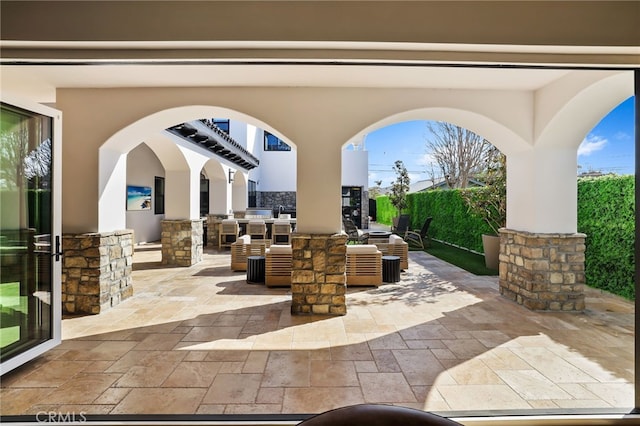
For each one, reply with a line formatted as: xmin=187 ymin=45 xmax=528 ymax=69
xmin=416 ymin=152 xmax=437 ymax=167
xmin=408 ymin=172 xmax=423 ymax=183
xmin=578 ymin=135 xmax=607 ymax=157
xmin=614 ymin=131 xmax=631 ymax=141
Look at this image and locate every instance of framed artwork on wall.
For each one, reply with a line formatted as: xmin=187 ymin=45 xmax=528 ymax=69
xmin=126 ymin=185 xmax=152 ymax=211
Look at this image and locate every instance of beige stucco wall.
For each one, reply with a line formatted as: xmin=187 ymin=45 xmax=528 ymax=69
xmin=56 ymin=71 xmax=632 ymax=235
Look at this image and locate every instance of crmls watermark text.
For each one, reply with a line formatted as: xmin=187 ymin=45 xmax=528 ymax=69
xmin=36 ymin=411 xmax=87 ymax=423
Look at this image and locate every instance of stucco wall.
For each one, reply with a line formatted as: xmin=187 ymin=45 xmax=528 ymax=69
xmin=126 ymin=142 xmax=165 ymax=244
xmin=342 ymin=149 xmax=369 ymax=189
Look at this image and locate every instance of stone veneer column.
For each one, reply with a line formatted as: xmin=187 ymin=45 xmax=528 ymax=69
xmin=161 ymin=219 xmax=203 ymax=266
xmin=205 ymin=214 xmax=228 ymax=249
xmin=291 ymin=233 xmax=347 ymax=315
xmin=500 ymin=228 xmax=586 ymax=311
xmin=62 ymin=230 xmax=134 ymax=315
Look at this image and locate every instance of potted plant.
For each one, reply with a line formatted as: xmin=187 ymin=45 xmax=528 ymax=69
xmin=462 ymin=150 xmax=506 ymax=269
xmin=388 ymin=160 xmax=410 ymax=228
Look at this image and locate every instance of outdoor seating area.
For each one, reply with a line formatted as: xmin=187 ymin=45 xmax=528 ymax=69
xmin=0 ymin=244 xmax=633 ymax=418
xmin=222 ymin=219 xmax=412 ymax=287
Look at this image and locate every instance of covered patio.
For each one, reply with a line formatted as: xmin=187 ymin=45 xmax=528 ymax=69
xmin=1 ymin=245 xmax=633 ymax=423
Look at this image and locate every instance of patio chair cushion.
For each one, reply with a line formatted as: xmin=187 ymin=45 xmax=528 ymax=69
xmin=268 ymin=244 xmax=292 ymax=254
xmin=346 ymin=244 xmax=379 ymax=254
xmin=238 ymin=235 xmax=251 ymax=244
xmin=389 ymin=234 xmax=404 ymax=244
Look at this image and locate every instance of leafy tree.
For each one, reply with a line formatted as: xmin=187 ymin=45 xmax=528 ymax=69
xmin=389 ymin=160 xmax=410 ymax=217
xmin=425 ymin=121 xmax=494 ymax=188
xmin=461 ymin=149 xmax=506 ymax=235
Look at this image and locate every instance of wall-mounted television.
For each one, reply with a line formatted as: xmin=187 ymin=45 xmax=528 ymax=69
xmin=126 ymin=185 xmax=152 ymax=211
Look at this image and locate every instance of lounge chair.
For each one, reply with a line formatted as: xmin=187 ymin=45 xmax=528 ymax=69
xmin=345 ymin=244 xmax=382 ymax=286
xmin=343 ymin=217 xmax=369 ymax=244
xmin=265 ymin=244 xmax=292 ymax=287
xmin=405 ymin=216 xmax=432 ymax=249
xmin=392 ymin=214 xmax=411 ymax=236
xmin=230 ymin=235 xmax=271 ymax=271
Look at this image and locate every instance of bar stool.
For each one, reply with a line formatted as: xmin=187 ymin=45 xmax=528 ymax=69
xmin=247 ymin=220 xmax=267 ymax=242
xmin=219 ymin=219 xmax=239 ymax=249
xmin=272 ymin=220 xmax=292 ymax=245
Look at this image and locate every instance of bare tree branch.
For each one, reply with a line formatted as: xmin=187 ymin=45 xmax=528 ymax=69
xmin=425 ymin=122 xmax=494 ymax=188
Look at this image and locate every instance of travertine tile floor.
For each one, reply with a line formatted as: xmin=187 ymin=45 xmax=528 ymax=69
xmin=1 ymin=243 xmax=634 ymax=418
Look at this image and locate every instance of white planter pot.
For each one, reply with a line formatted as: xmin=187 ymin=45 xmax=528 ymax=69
xmin=482 ymin=234 xmax=500 ymax=270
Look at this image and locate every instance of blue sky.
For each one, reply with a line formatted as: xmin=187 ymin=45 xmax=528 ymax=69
xmin=365 ymin=96 xmax=635 ymax=188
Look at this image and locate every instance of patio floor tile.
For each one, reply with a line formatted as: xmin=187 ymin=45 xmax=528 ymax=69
xmin=0 ymin=243 xmax=633 ymax=418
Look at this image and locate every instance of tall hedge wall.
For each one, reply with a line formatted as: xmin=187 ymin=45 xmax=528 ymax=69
xmin=577 ymin=175 xmax=634 ymax=299
xmin=376 ymin=189 xmax=491 ymax=253
xmin=376 ymin=175 xmax=635 ymax=299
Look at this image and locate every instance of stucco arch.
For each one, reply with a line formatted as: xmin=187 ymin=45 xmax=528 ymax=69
xmin=231 ymin=171 xmax=248 ymax=213
xmin=347 ymin=106 xmax=529 ymax=155
xmin=96 ymin=103 xmax=293 ymax=232
xmin=535 ymin=70 xmax=634 ymax=149
xmin=202 ymin=160 xmax=228 ymax=216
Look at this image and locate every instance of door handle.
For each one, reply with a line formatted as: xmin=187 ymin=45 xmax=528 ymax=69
xmin=52 ymin=235 xmax=63 ymax=261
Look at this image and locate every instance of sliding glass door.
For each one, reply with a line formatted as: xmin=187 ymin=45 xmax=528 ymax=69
xmin=0 ymin=96 xmax=61 ymax=374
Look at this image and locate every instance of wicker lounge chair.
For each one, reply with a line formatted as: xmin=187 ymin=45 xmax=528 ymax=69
xmin=345 ymin=244 xmax=382 ymax=286
xmin=265 ymin=244 xmax=292 ymax=287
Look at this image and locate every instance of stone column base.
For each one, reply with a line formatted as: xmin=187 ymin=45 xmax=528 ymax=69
xmin=291 ymin=233 xmax=347 ymax=315
xmin=205 ymin=214 xmax=229 ymax=249
xmin=500 ymin=228 xmax=586 ymax=312
xmin=161 ymin=220 xmax=203 ymax=266
xmin=62 ymin=230 xmax=134 ymax=315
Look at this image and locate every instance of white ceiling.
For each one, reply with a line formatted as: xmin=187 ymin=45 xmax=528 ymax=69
xmin=1 ymin=63 xmax=572 ymax=104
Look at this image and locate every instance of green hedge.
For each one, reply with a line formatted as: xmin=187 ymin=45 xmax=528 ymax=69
xmin=375 ymin=196 xmax=397 ymax=226
xmin=577 ymin=175 xmax=635 ymax=299
xmin=377 ymin=190 xmax=491 ymax=253
xmin=376 ymin=175 xmax=635 ymax=299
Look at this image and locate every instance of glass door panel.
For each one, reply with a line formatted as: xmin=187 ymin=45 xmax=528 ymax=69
xmin=1 ymin=98 xmax=61 ymax=374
